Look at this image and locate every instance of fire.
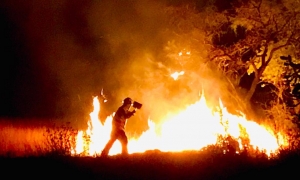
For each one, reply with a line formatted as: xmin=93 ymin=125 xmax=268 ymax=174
xmin=73 ymin=94 xmax=288 ymax=157
xmin=178 ymin=50 xmax=190 ymax=56
xmin=171 ymin=71 xmax=184 ymax=80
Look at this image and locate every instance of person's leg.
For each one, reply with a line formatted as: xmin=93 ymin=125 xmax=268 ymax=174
xmin=101 ymin=134 xmax=117 ymax=157
xmin=118 ymin=130 xmax=128 ymax=155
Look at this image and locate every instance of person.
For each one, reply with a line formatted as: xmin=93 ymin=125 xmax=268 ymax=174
xmin=101 ymin=97 xmax=137 ymax=157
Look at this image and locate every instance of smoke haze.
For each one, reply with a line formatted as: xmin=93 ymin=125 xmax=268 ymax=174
xmin=1 ymin=0 xmax=234 ymax=133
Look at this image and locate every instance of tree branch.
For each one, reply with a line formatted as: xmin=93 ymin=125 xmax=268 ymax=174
xmin=249 ymin=55 xmax=259 ymax=75
xmin=209 ymin=53 xmax=233 ymax=62
xmin=266 ymin=35 xmax=293 ymax=66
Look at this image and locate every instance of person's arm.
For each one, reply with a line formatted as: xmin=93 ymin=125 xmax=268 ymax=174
xmin=125 ymin=109 xmax=136 ymax=119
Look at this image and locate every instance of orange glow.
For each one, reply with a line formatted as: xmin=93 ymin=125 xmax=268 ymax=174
xmin=171 ymin=71 xmax=184 ymax=80
xmin=73 ymin=95 xmax=288 ymax=157
xmin=178 ymin=50 xmax=190 ymax=56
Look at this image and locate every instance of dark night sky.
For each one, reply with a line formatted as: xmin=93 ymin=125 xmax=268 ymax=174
xmin=0 ymin=0 xmax=233 ymax=130
xmin=0 ymin=0 xmax=97 ymax=119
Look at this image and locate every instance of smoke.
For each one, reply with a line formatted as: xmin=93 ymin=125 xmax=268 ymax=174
xmin=2 ymin=0 xmax=236 ymax=133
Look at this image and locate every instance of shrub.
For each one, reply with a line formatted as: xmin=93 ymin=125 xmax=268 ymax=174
xmin=43 ymin=122 xmax=78 ymax=156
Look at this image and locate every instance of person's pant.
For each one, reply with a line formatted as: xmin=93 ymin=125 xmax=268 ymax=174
xmin=101 ymin=129 xmax=128 ymax=156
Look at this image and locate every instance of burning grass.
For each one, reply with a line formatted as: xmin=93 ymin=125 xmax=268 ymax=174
xmin=1 ymin=95 xmax=299 ymax=158
xmin=0 ymin=94 xmax=300 ymax=180
xmin=0 ymin=113 xmax=300 ymax=179
xmin=73 ymin=96 xmax=292 ymax=157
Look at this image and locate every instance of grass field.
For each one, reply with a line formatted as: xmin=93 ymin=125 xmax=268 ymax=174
xmin=0 ymin=118 xmax=299 ymax=179
xmin=0 ymin=118 xmax=77 ymax=157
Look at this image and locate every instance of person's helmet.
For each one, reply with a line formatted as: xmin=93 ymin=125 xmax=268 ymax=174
xmin=123 ymin=97 xmax=133 ymax=105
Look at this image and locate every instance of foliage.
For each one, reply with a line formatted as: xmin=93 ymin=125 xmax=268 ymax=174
xmin=207 ymin=0 xmax=300 ymax=102
xmin=165 ymin=1 xmax=300 ymax=128
xmin=263 ymin=102 xmax=300 ymax=146
xmin=212 ymin=134 xmax=272 ymax=158
xmin=43 ymin=122 xmax=78 ymax=156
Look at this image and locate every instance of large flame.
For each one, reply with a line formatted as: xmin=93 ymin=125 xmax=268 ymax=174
xmin=73 ymin=94 xmax=288 ymax=157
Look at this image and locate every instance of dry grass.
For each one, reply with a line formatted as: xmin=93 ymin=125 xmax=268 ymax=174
xmin=0 ymin=118 xmax=77 ymax=157
xmin=0 ymin=106 xmax=300 ymax=158
xmin=0 ymin=119 xmax=47 ymax=156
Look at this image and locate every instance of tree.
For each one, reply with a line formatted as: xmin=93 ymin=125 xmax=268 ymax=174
xmin=207 ymin=0 xmax=300 ymax=102
xmin=163 ymin=0 xmax=300 ymax=117
xmin=163 ymin=1 xmax=300 ymax=140
xmin=162 ymin=2 xmax=247 ymax=111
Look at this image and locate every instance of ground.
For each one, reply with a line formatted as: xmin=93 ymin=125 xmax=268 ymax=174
xmin=0 ymin=150 xmax=298 ymax=180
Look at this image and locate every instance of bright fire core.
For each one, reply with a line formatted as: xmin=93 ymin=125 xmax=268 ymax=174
xmin=73 ymin=95 xmax=287 ymax=157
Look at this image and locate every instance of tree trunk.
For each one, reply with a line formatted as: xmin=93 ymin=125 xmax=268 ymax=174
xmin=243 ymin=73 xmax=260 ymax=117
xmin=245 ymin=75 xmax=259 ymax=102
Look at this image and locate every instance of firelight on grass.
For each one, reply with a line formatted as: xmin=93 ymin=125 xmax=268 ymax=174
xmin=73 ymin=95 xmax=288 ymax=157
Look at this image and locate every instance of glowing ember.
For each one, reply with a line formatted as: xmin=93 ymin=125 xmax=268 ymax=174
xmin=171 ymin=71 xmax=184 ymax=80
xmin=178 ymin=51 xmax=190 ymax=56
xmin=73 ymin=94 xmax=288 ymax=157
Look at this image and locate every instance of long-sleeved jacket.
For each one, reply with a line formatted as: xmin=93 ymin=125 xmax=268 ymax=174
xmin=112 ymin=106 xmax=135 ymax=131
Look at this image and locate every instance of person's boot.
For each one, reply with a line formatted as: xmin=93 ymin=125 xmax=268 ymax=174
xmin=121 ymin=147 xmax=128 ymax=156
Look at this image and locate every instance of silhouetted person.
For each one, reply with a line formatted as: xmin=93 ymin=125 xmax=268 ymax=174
xmin=101 ymin=97 xmax=137 ymax=157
